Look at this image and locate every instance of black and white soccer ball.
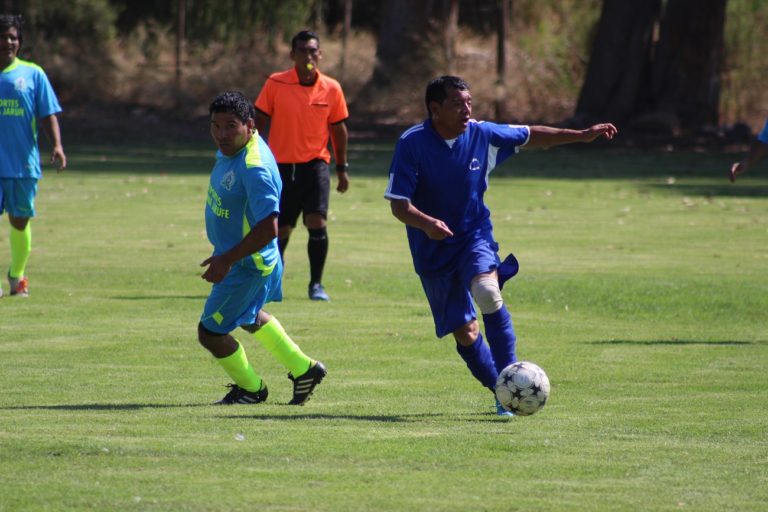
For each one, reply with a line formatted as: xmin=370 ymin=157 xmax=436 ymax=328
xmin=495 ymin=361 xmax=550 ymax=416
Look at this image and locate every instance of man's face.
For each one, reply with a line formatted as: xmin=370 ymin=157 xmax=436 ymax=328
xmin=291 ymin=38 xmax=321 ymax=72
xmin=0 ymin=26 xmax=20 ymax=69
xmin=431 ymin=87 xmax=472 ymax=139
xmin=210 ymin=111 xmax=253 ymax=156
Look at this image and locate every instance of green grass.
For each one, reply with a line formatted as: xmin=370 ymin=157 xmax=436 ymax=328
xmin=0 ymin=143 xmax=766 ymax=511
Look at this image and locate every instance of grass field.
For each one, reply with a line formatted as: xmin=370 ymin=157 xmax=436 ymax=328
xmin=0 ymin=142 xmax=766 ymax=511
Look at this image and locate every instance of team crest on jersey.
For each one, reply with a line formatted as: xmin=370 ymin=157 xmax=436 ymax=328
xmin=220 ymin=170 xmax=236 ymax=191
xmin=14 ymin=77 xmax=27 ymax=92
xmin=469 ymin=158 xmax=481 ymax=171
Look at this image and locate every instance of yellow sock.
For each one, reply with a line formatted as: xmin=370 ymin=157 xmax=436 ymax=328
xmin=9 ymin=223 xmax=31 ymax=279
xmin=251 ymin=317 xmax=311 ymax=377
xmin=215 ymin=341 xmax=263 ymax=392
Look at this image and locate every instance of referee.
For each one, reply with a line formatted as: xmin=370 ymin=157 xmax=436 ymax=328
xmin=254 ymin=30 xmax=349 ymax=301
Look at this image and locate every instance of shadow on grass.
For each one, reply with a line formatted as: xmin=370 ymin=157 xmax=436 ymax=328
xmin=109 ymin=295 xmax=205 ymax=300
xmin=0 ymin=403 xmax=208 ymax=411
xmin=591 ymin=339 xmax=757 ymax=346
xmin=2 ymin=404 xmax=506 ymax=423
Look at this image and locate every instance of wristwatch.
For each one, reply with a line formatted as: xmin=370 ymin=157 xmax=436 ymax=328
xmin=336 ymin=162 xmax=349 ymax=172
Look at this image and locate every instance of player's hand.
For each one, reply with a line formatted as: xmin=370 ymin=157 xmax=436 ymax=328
xmin=200 ymin=255 xmax=231 ymax=283
xmin=336 ymin=170 xmax=349 ymax=193
xmin=424 ymin=219 xmax=453 ymax=240
xmin=583 ymin=123 xmax=618 ymax=142
xmin=729 ymin=162 xmax=745 ymax=183
xmin=51 ymin=146 xmax=67 ymax=173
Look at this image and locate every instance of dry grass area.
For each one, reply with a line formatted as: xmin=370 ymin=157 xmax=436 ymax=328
xmin=45 ymin=14 xmax=768 ymax=143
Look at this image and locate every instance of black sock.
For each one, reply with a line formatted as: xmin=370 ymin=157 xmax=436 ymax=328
xmin=307 ymin=227 xmax=328 ymax=284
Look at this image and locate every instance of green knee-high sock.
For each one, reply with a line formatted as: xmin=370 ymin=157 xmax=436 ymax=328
xmin=216 ymin=341 xmax=263 ymax=392
xmin=9 ymin=223 xmax=31 ymax=279
xmin=251 ymin=317 xmax=312 ymax=377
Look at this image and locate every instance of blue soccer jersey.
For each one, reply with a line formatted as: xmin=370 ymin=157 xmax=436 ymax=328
xmin=205 ymin=134 xmax=282 ymax=275
xmin=0 ymin=58 xmax=62 ymax=179
xmin=758 ymin=118 xmax=768 ymax=145
xmin=385 ymin=119 xmax=530 ymax=275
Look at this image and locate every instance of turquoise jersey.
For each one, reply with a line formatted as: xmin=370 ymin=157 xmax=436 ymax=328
xmin=0 ymin=58 xmax=62 ymax=179
xmin=205 ymin=134 xmax=282 ymax=275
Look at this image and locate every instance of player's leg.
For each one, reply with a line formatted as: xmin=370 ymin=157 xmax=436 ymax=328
xmin=199 ymin=267 xmax=270 ymax=404
xmin=460 ymin=235 xmax=518 ymax=372
xmin=303 ymin=160 xmax=331 ymax=301
xmin=198 ymin=322 xmax=268 ymax=404
xmin=452 ymin=320 xmax=499 ymax=391
xmin=277 ymin=164 xmax=301 ymax=259
xmin=4 ymin=179 xmax=37 ymax=297
xmin=470 ymin=271 xmax=517 ymax=372
xmin=420 ymin=273 xmax=498 ymax=391
xmin=242 ymin=310 xmax=326 ymax=405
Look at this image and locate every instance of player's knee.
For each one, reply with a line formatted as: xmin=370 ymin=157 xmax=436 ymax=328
xmin=278 ymin=225 xmax=293 ymax=240
xmin=471 ymin=274 xmax=503 ymax=314
xmin=304 ymin=213 xmax=326 ymax=230
xmin=453 ymin=320 xmax=479 ymax=346
xmin=198 ymin=322 xmax=223 ymax=350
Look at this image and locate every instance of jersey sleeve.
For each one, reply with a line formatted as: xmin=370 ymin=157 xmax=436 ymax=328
xmin=488 ymin=123 xmax=530 ymax=165
xmin=384 ymin=137 xmax=419 ymax=202
xmin=35 ymin=69 xmax=62 ymax=118
xmin=758 ymin=119 xmax=768 ymax=145
xmin=254 ymin=78 xmax=274 ymax=116
xmin=243 ymin=165 xmax=280 ymax=223
xmin=328 ymin=82 xmax=349 ymax=124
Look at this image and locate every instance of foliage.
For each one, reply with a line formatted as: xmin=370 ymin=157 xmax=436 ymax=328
xmin=0 ymin=144 xmax=766 ymax=510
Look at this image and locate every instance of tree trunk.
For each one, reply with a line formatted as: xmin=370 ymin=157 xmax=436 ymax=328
xmin=372 ymin=0 xmax=454 ymax=86
xmin=574 ymin=0 xmax=661 ymax=127
xmin=650 ymin=0 xmax=726 ymax=130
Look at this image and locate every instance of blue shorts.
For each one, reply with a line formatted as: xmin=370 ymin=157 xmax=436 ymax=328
xmin=419 ymin=233 xmax=500 ymax=338
xmin=0 ymin=178 xmax=38 ymax=217
xmin=200 ymin=261 xmax=283 ymax=335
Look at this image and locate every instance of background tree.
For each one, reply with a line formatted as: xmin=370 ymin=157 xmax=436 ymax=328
xmin=575 ymin=0 xmax=727 ymax=135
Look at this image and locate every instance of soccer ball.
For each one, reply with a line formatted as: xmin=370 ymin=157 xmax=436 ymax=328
xmin=495 ymin=361 xmax=550 ymax=416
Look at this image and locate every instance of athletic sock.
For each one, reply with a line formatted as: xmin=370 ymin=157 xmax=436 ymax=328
xmin=307 ymin=227 xmax=328 ymax=284
xmin=9 ymin=222 xmax=31 ymax=279
xmin=215 ymin=341 xmax=263 ymax=392
xmin=250 ymin=316 xmax=312 ymax=377
xmin=455 ymin=333 xmax=498 ymax=391
xmin=483 ymin=307 xmax=517 ymax=373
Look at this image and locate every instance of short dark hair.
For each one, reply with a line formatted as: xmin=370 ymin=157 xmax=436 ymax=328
xmin=425 ymin=76 xmax=470 ymax=117
xmin=291 ymin=29 xmax=320 ymax=50
xmin=0 ymin=14 xmax=23 ymax=47
xmin=209 ymin=91 xmax=254 ymax=123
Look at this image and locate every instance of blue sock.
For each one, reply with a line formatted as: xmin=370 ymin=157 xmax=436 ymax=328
xmin=455 ymin=333 xmax=498 ymax=391
xmin=483 ymin=307 xmax=517 ymax=373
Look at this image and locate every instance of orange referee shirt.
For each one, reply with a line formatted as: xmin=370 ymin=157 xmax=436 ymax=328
xmin=255 ymin=68 xmax=349 ymax=164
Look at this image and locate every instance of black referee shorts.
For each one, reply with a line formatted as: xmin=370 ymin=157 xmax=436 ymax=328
xmin=277 ymin=159 xmax=330 ymax=228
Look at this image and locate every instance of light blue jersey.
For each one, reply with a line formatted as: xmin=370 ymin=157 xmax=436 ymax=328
xmin=0 ymin=58 xmax=62 ymax=179
xmin=205 ymin=134 xmax=281 ymax=275
xmin=385 ymin=119 xmax=530 ymax=276
xmin=758 ymin=118 xmax=768 ymax=145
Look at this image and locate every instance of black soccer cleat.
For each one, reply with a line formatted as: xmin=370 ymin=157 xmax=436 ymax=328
xmin=288 ymin=361 xmax=327 ymax=405
xmin=215 ymin=383 xmax=269 ymax=405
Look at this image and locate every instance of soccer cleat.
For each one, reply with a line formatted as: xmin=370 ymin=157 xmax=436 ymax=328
xmin=308 ymin=282 xmax=330 ymax=301
xmin=214 ymin=383 xmax=269 ymax=405
xmin=8 ymin=273 xmax=29 ymax=297
xmin=288 ymin=361 xmax=327 ymax=405
xmin=496 ymin=398 xmax=515 ymax=417
xmin=497 ymin=253 xmax=520 ymax=291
